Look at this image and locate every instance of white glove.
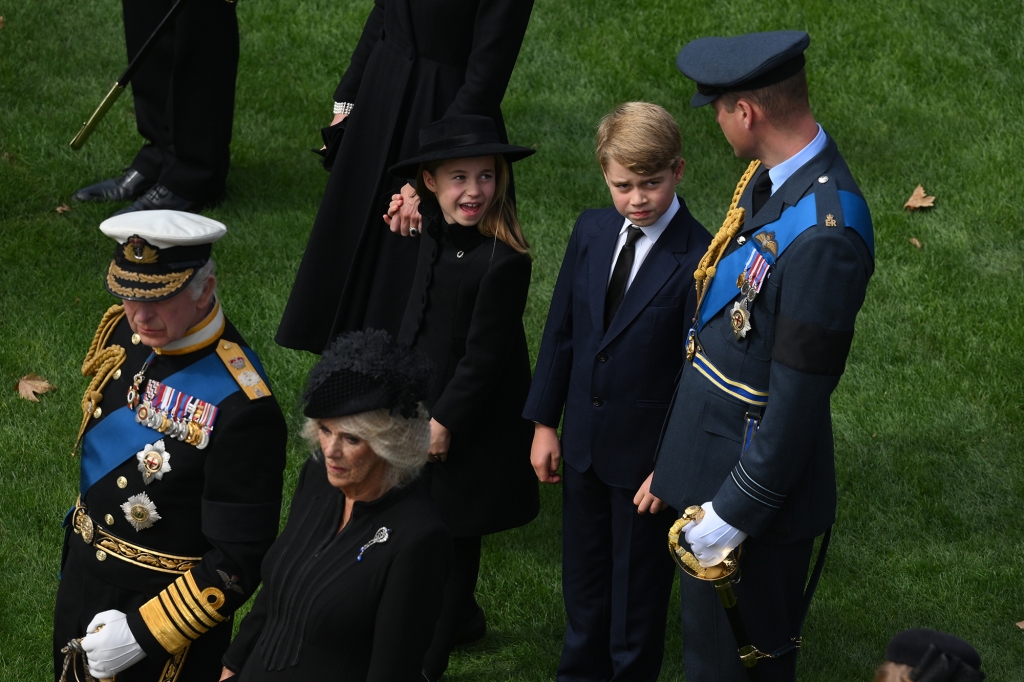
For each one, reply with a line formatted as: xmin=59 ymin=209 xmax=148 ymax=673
xmin=81 ymin=609 xmax=147 ymax=678
xmin=683 ymin=501 xmax=748 ymax=568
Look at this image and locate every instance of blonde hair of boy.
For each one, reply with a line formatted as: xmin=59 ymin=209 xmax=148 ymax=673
xmin=873 ymin=661 xmax=913 ymax=682
xmin=595 ymin=102 xmax=682 ymax=176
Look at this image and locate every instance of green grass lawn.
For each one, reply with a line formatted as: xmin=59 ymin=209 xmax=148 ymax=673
xmin=2 ymin=0 xmax=1023 ymax=679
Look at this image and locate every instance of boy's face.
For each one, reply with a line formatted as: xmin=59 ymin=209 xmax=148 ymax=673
xmin=602 ymin=158 xmax=685 ymax=227
xmin=422 ymin=156 xmax=496 ymax=227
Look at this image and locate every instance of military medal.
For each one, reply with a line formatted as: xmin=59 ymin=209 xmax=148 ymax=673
xmin=121 ymin=492 xmax=161 ymax=531
xmin=730 ymin=249 xmax=772 ymax=340
xmin=136 ymin=440 xmax=171 ymax=484
xmin=135 ymin=379 xmax=217 ymax=449
xmin=126 ymin=351 xmax=156 ymax=410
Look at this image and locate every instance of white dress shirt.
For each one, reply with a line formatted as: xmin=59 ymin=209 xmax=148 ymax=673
xmin=608 ymin=195 xmax=680 ymax=288
xmin=766 ymin=124 xmax=826 ymax=195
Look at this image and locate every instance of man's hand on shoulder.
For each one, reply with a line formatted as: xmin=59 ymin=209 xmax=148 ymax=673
xmin=530 ymin=423 xmax=562 ymax=484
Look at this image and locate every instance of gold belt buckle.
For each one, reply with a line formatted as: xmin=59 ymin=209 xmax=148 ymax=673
xmin=72 ymin=504 xmax=95 ymax=545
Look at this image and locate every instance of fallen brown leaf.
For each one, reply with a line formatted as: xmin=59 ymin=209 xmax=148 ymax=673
xmin=16 ymin=374 xmax=56 ymax=402
xmin=904 ymin=184 xmax=935 ymax=210
xmin=909 ymin=237 xmax=923 ymax=249
xmin=0 ymin=16 xmax=5 ymax=29
xmin=1017 ymin=620 xmax=1024 ymax=630
xmin=55 ymin=203 xmax=71 ymax=214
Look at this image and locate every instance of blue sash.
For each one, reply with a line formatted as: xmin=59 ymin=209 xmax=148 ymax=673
xmin=697 ymin=190 xmax=873 ymax=330
xmin=78 ymin=347 xmax=267 ymax=497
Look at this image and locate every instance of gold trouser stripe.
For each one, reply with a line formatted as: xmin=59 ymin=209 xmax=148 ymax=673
xmin=158 ymin=591 xmax=203 ymax=641
xmin=182 ymin=571 xmax=227 ymax=621
xmin=159 ymin=644 xmax=190 ymax=682
xmin=140 ymin=595 xmax=191 ymax=654
xmin=166 ymin=581 xmax=214 ymax=634
xmin=169 ymin=579 xmax=219 ymax=629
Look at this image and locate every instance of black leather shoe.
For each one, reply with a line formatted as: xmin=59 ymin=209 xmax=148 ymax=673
xmin=113 ymin=184 xmax=213 ymax=215
xmin=451 ymin=605 xmax=486 ymax=647
xmin=73 ymin=169 xmax=153 ymax=203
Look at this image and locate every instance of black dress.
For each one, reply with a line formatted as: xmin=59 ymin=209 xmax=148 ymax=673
xmin=222 ymin=456 xmax=452 ymax=681
xmin=275 ymin=0 xmax=535 ymax=352
xmin=399 ymin=216 xmax=539 ymax=537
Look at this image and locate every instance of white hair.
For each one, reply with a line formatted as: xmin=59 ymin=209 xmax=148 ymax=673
xmin=188 ymin=259 xmax=217 ymax=301
xmin=303 ymin=407 xmax=431 ymax=487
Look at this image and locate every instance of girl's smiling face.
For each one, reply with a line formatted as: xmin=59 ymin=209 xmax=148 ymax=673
xmin=422 ymin=156 xmax=497 ymax=227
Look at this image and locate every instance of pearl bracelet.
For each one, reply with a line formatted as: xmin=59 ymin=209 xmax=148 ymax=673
xmin=333 ymin=102 xmax=354 ymax=116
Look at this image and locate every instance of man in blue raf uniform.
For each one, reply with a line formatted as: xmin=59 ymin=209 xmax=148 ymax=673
xmin=651 ymin=31 xmax=875 ymax=681
xmin=53 ymin=211 xmax=286 ymax=681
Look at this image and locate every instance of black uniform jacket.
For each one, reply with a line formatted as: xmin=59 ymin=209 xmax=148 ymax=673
xmin=223 ymin=456 xmax=453 ymax=681
xmin=651 ymin=135 xmax=874 ymax=542
xmin=399 ymin=215 xmax=539 ymax=537
xmin=276 ymin=0 xmax=535 ymax=350
xmin=62 ymin=310 xmax=286 ymax=665
xmin=522 ymin=199 xmax=711 ymax=490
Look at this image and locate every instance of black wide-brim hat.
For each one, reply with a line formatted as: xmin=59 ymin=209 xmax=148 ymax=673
xmin=388 ymin=114 xmax=535 ymax=179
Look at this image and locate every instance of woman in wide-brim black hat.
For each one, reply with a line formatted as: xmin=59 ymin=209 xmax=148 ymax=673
xmin=388 ymin=114 xmax=540 ymax=681
xmin=221 ymin=330 xmax=453 ymax=682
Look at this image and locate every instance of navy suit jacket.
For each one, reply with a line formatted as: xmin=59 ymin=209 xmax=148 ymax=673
xmin=523 ymin=198 xmax=711 ymax=490
xmin=651 ymin=135 xmax=874 ymax=542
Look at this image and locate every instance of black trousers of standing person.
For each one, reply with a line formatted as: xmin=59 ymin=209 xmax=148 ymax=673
xmin=122 ymin=0 xmax=239 ymax=202
xmin=422 ymin=536 xmax=482 ymax=680
xmin=558 ymin=464 xmax=676 ymax=682
xmin=680 ymin=536 xmax=816 ymax=682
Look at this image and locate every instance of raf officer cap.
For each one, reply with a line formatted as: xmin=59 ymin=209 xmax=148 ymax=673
xmin=676 ymin=30 xmax=811 ymax=107
xmin=100 ymin=210 xmax=227 ymax=302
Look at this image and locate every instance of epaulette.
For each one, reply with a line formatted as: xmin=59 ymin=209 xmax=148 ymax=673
xmin=215 ymin=341 xmax=272 ymax=400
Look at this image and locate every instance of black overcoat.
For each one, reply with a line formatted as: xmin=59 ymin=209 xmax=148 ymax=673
xmin=223 ymin=457 xmax=452 ymax=681
xmin=399 ymin=216 xmax=539 ymax=537
xmin=276 ymin=0 xmax=534 ymax=353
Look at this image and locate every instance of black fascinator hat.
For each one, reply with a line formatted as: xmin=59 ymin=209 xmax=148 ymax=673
xmin=886 ymin=629 xmax=984 ymax=681
xmin=303 ymin=330 xmax=433 ymax=420
xmin=388 ymin=114 xmax=535 ymax=179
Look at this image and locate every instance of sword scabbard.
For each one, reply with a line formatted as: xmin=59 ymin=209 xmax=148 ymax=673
xmin=70 ymin=82 xmax=125 ymax=150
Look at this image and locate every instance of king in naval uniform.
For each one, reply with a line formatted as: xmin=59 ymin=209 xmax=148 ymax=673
xmin=53 ymin=211 xmax=287 ymax=681
xmin=650 ymin=32 xmax=876 ymax=681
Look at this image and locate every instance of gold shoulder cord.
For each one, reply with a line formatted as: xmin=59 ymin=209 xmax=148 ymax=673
xmin=692 ymin=160 xmax=761 ymax=320
xmin=72 ymin=305 xmax=127 ymax=456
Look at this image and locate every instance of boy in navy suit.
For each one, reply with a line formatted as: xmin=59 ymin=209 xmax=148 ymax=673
xmin=523 ymin=102 xmax=712 ymax=682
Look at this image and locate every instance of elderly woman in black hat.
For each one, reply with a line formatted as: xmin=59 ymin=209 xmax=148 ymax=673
xmin=219 ymin=330 xmax=451 ymax=682
xmin=387 ymin=114 xmax=540 ymax=681
xmin=875 ymin=629 xmax=985 ymax=681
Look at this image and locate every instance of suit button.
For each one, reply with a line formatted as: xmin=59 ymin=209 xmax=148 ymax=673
xmin=596 ymin=353 xmax=608 ymax=362
xmin=592 ymin=397 xmax=603 ymax=407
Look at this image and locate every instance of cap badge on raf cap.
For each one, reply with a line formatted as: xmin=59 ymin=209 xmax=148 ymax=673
xmin=99 ymin=210 xmax=227 ymax=302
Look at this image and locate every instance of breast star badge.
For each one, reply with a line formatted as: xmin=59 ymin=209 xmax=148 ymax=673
xmin=121 ymin=492 xmax=161 ymax=531
xmin=136 ymin=440 xmax=172 ymax=484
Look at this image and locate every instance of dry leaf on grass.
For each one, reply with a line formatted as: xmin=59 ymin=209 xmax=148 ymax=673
xmin=0 ymin=16 xmax=5 ymax=29
xmin=55 ymin=203 xmax=71 ymax=214
xmin=1017 ymin=620 xmax=1024 ymax=630
xmin=909 ymin=237 xmax=923 ymax=249
xmin=904 ymin=185 xmax=935 ymax=210
xmin=16 ymin=374 xmax=56 ymax=402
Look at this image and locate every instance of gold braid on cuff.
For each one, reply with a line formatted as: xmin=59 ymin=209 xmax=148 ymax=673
xmin=140 ymin=572 xmax=227 ymax=654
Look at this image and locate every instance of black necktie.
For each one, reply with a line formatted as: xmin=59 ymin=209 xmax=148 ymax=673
xmin=605 ymin=226 xmax=644 ymax=328
xmin=751 ymin=170 xmax=772 ymax=217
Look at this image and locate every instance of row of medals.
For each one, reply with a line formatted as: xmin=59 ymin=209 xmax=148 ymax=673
xmin=135 ymin=402 xmax=210 ymax=449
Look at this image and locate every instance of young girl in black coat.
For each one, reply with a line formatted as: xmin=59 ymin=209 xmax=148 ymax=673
xmin=387 ymin=115 xmax=540 ymax=681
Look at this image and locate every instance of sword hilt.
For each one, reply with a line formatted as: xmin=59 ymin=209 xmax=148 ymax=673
xmin=667 ymin=505 xmax=740 ymax=582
